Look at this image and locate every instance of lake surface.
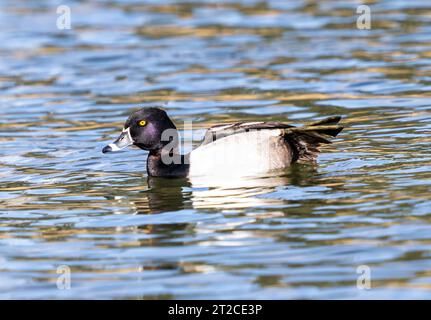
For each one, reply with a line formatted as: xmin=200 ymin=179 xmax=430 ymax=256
xmin=1 ymin=0 xmax=431 ymax=299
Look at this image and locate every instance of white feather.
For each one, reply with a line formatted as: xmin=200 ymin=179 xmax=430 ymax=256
xmin=189 ymin=129 xmax=292 ymax=177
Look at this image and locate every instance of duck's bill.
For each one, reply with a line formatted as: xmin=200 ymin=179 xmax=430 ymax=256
xmin=102 ymin=127 xmax=133 ymax=153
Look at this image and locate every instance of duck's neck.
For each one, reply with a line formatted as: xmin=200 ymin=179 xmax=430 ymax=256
xmin=146 ymin=148 xmax=189 ymax=178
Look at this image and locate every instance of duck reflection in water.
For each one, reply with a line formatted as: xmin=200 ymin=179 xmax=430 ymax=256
xmin=132 ymin=164 xmax=318 ymax=214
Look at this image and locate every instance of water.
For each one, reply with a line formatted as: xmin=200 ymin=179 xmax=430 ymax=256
xmin=1 ymin=0 xmax=431 ymax=299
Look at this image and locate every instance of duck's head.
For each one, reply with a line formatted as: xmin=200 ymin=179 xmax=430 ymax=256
xmin=102 ymin=107 xmax=178 ymax=154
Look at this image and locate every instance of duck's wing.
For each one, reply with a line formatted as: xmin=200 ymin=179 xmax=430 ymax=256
xmin=200 ymin=116 xmax=343 ymax=145
xmin=200 ymin=121 xmax=295 ymax=146
xmin=199 ymin=116 xmax=344 ymax=162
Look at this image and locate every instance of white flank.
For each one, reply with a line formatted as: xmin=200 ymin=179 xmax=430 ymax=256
xmin=189 ymin=129 xmax=292 ymax=177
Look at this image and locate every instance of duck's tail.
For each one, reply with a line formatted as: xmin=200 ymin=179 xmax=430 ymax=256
xmin=285 ymin=116 xmax=344 ymax=163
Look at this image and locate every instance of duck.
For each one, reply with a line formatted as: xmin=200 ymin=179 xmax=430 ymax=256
xmin=102 ymin=107 xmax=344 ymax=178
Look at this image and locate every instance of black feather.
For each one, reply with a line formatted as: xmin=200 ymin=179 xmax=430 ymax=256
xmin=284 ymin=116 xmax=344 ymax=163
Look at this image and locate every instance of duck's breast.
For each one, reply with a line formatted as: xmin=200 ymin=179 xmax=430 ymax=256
xmin=188 ymin=129 xmax=292 ymax=177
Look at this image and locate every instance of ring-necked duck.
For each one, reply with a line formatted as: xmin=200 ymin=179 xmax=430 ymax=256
xmin=102 ymin=107 xmax=343 ymax=178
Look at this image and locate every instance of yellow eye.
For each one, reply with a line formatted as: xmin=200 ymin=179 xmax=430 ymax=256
xmin=138 ymin=120 xmax=147 ymax=127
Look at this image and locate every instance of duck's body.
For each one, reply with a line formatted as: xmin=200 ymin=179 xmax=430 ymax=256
xmin=103 ymin=108 xmax=343 ymax=178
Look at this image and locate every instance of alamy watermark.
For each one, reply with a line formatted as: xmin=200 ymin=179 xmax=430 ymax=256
xmin=57 ymin=5 xmax=71 ymax=30
xmin=56 ymin=265 xmax=71 ymax=290
xmin=356 ymin=5 xmax=371 ymax=30
xmin=356 ymin=265 xmax=371 ymax=290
